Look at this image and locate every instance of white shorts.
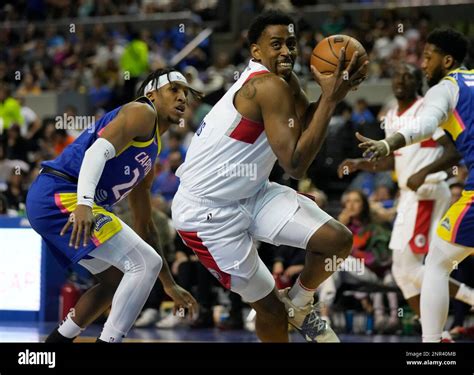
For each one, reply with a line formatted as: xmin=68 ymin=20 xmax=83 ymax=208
xmin=390 ymin=181 xmax=450 ymax=299
xmin=389 ymin=182 xmax=450 ymax=253
xmin=171 ymin=181 xmax=332 ymax=302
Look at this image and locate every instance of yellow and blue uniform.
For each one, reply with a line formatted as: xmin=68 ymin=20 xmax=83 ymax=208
xmin=26 ymin=97 xmax=161 ymax=267
xmin=437 ymin=69 xmax=474 ymax=247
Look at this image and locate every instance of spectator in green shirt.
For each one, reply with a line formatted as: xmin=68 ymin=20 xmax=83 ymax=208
xmin=0 ymin=84 xmax=24 ymax=132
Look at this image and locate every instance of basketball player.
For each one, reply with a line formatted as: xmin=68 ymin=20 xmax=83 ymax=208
xmin=338 ymin=63 xmax=474 ymax=321
xmin=172 ymin=11 xmax=368 ymax=342
xmin=26 ymin=68 xmax=199 ymax=343
xmin=356 ymin=28 xmax=472 ymax=342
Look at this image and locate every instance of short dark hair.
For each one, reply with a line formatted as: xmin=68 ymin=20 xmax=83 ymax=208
xmin=137 ymin=68 xmax=203 ymax=100
xmin=247 ymin=10 xmax=296 ymax=45
xmin=402 ymin=63 xmax=423 ymax=95
xmin=426 ymin=28 xmax=468 ymax=64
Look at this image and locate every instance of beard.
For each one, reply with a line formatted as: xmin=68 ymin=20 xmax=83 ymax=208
xmin=427 ymin=65 xmax=445 ymax=87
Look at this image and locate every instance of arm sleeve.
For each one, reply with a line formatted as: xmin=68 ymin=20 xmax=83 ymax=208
xmin=77 ymin=137 xmax=116 ymax=207
xmin=397 ymin=80 xmax=459 ymax=145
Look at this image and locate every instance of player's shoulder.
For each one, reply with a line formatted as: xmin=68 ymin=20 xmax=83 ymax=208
xmin=122 ymin=99 xmax=156 ymax=122
xmin=248 ymin=72 xmax=289 ymax=90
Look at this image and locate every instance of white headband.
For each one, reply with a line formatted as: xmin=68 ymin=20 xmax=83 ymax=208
xmin=143 ymin=71 xmax=189 ymax=95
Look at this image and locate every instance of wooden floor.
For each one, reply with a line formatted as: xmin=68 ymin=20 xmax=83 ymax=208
xmin=0 ymin=321 xmax=424 ymax=343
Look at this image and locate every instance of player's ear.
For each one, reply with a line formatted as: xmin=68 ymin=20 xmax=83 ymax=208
xmin=145 ymin=92 xmax=154 ymax=102
xmin=443 ymin=54 xmax=455 ymax=70
xmin=251 ymin=43 xmax=262 ymax=61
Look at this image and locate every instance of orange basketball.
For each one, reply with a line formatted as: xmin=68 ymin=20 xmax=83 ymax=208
xmin=310 ymin=35 xmax=368 ymax=75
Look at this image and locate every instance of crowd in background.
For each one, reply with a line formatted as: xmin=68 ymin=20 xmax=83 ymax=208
xmin=0 ymin=0 xmax=473 ymax=336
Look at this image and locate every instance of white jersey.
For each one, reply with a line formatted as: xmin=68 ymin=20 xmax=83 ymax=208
xmin=385 ymin=97 xmax=450 ymax=252
xmin=176 ymin=60 xmax=278 ymax=201
xmin=383 ymin=97 xmax=447 ymax=190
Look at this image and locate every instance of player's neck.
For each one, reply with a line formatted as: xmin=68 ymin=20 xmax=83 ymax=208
xmin=157 ymin=117 xmax=171 ymax=135
xmin=397 ymin=97 xmax=418 ymax=115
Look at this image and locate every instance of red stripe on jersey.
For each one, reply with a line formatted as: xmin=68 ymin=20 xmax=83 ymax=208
xmin=177 ymin=230 xmax=231 ymax=289
xmin=409 ymin=200 xmax=434 ymax=254
xmin=229 ymin=116 xmax=264 ymax=144
xmin=244 ymin=70 xmax=269 ymax=84
xmin=420 ymin=138 xmax=438 ymax=148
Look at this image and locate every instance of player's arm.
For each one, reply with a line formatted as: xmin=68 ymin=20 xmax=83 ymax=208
xmin=60 ymin=102 xmax=156 ymax=249
xmin=289 ymin=72 xmax=319 ymax=129
xmin=406 ymin=134 xmax=461 ymax=191
xmin=128 ymin=171 xmax=198 ymax=317
xmin=337 ymin=155 xmax=395 ymax=179
xmin=261 ymin=50 xmax=367 ymax=179
xmin=357 ymin=80 xmax=458 ymax=161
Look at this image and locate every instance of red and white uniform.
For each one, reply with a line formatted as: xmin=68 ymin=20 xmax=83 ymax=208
xmin=172 ymin=60 xmax=332 ymax=302
xmin=176 ymin=60 xmax=277 ymax=200
xmin=385 ymin=97 xmax=450 ymax=299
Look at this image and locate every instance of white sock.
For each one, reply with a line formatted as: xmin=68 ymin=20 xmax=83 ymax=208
xmin=99 ymin=323 xmax=126 ymax=343
xmin=455 ymin=283 xmax=474 ymax=306
xmin=58 ymin=313 xmax=84 ymax=339
xmin=288 ymin=277 xmax=316 ymax=308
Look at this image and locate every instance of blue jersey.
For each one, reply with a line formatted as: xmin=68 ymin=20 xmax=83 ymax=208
xmin=43 ymin=97 xmax=161 ymax=209
xmin=440 ymin=69 xmax=474 ymax=189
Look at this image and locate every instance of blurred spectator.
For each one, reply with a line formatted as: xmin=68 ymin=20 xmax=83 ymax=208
xmin=321 ymin=189 xmax=398 ymax=333
xmin=0 ymin=84 xmax=24 ymax=132
xmin=3 ymin=167 xmax=27 ymax=212
xmin=6 ymin=124 xmax=29 ymax=161
xmin=351 ymin=99 xmax=375 ymax=126
xmin=120 ymin=31 xmax=149 ymax=102
xmin=0 ymin=192 xmax=8 ymax=215
xmin=16 ymin=72 xmax=42 ymax=96
xmin=53 ymin=129 xmax=75 ymax=156
xmin=159 ymin=132 xmax=187 ymax=165
xmin=151 ymin=150 xmax=182 ymax=210
xmin=272 ymin=246 xmax=305 ymax=290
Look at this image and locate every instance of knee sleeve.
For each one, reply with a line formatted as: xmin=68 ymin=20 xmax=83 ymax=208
xmin=230 ymin=258 xmax=275 ymax=303
xmin=391 ymin=247 xmax=425 ymax=299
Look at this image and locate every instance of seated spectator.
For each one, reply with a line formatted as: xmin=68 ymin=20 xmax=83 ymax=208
xmin=3 ymin=167 xmax=28 ymax=213
xmin=319 ymin=189 xmax=398 ymax=333
xmin=5 ymin=124 xmax=29 ymax=161
xmin=53 ymin=129 xmax=75 ymax=156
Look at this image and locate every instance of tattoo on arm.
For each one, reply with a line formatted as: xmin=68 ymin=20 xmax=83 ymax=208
xmin=239 ymin=74 xmax=273 ymax=100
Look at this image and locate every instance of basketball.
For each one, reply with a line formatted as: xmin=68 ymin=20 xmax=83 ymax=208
xmin=311 ymin=35 xmax=369 ymax=75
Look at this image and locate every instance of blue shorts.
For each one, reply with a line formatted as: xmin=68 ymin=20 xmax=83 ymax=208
xmin=26 ymin=173 xmax=123 ymax=267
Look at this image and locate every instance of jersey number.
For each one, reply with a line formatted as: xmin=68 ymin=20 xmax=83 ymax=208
xmin=112 ymin=168 xmax=140 ymax=201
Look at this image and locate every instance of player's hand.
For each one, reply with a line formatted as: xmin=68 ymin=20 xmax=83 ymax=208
xmin=165 ymin=284 xmax=198 ymax=319
xmin=337 ymin=159 xmax=361 ymax=178
xmin=311 ymin=48 xmax=368 ymax=103
xmin=60 ymin=204 xmax=94 ymax=249
xmin=356 ymin=132 xmax=389 ymax=162
xmin=407 ymin=170 xmax=427 ymax=192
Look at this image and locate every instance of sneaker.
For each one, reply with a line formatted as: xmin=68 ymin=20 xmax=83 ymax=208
xmin=190 ymin=308 xmax=214 ymax=329
xmin=440 ymin=330 xmax=455 ymax=342
xmin=279 ymin=288 xmax=340 ymax=343
xmin=134 ymin=308 xmax=160 ymax=328
xmin=155 ymin=312 xmax=185 ymax=329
